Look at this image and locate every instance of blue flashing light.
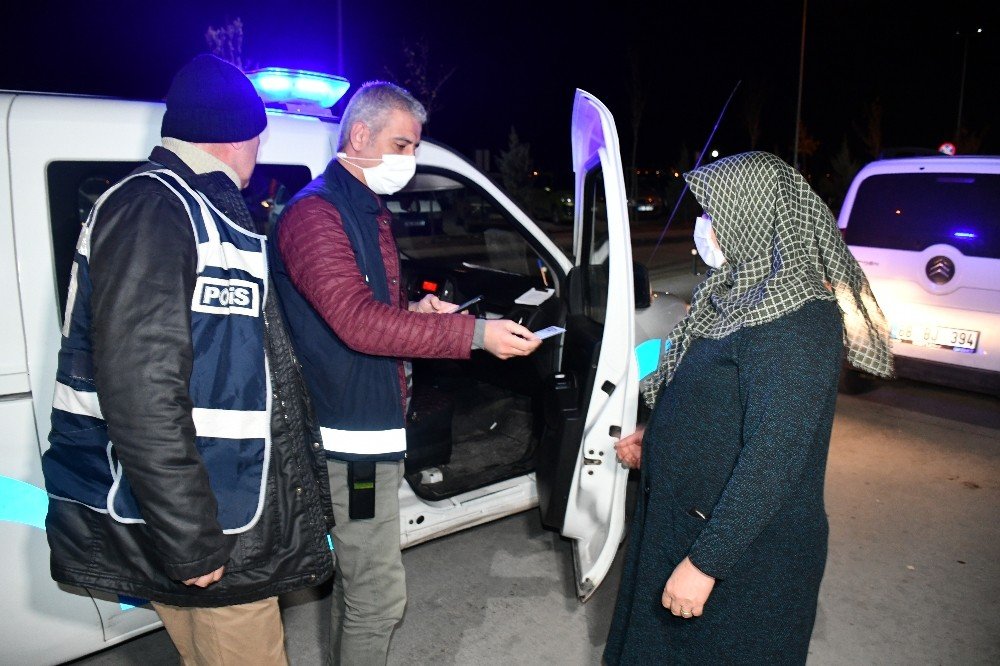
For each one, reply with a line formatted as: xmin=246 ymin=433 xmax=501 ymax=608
xmin=0 ymin=476 xmax=48 ymax=530
xmin=256 ymin=74 xmax=292 ymax=94
xmin=247 ymin=67 xmax=350 ymax=109
xmin=953 ymin=231 xmax=977 ymax=239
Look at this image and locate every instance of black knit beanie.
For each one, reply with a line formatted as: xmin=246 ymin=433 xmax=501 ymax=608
xmin=161 ymin=54 xmax=266 ymax=143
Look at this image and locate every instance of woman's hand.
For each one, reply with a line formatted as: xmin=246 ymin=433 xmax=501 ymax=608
xmin=614 ymin=426 xmax=644 ymax=469
xmin=662 ymin=557 xmax=715 ymax=618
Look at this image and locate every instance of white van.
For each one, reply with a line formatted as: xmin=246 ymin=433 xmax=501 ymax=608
xmin=0 ymin=70 xmax=685 ymax=663
xmin=838 ymin=156 xmax=1000 ymax=396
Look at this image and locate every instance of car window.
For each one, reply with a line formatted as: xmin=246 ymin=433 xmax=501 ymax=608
xmin=243 ymin=164 xmax=313 ymax=235
xmin=384 ymin=170 xmax=545 ymax=277
xmin=46 ymin=160 xmax=312 ymax=322
xmin=47 ymin=161 xmax=145 ymax=319
xmin=580 ymin=165 xmax=610 ymax=325
xmin=845 ymin=172 xmax=1000 ymax=259
xmin=526 ymin=170 xmax=574 ymax=256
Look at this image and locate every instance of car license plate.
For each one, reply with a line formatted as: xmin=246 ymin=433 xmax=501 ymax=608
xmin=890 ymin=324 xmax=980 ymax=352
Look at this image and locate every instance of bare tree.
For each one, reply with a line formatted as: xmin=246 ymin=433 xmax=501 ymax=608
xmin=741 ymin=80 xmax=766 ymax=150
xmin=205 ymin=18 xmax=250 ymax=71
xmin=796 ymin=121 xmax=820 ymax=178
xmin=496 ymin=127 xmax=533 ymax=205
xmin=826 ymin=137 xmax=861 ymax=212
xmin=858 ymin=98 xmax=883 ymax=159
xmin=955 ymin=125 xmax=988 ymax=154
xmin=385 ymin=37 xmax=456 ymax=128
xmin=664 ymin=144 xmax=698 ymax=228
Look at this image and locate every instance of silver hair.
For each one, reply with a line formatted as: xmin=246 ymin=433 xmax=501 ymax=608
xmin=336 ymin=81 xmax=428 ymax=151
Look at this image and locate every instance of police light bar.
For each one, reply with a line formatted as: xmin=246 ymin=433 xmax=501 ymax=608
xmin=246 ymin=68 xmax=350 ymax=108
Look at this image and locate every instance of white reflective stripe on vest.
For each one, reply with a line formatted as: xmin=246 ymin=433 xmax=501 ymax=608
xmin=192 ymin=407 xmax=270 ymax=440
xmin=319 ymin=426 xmax=407 ymax=455
xmin=53 ymin=382 xmax=103 ymax=419
xmin=199 ymin=241 xmax=268 ymax=280
xmin=53 ymin=384 xmax=268 ymax=441
xmin=145 ymin=171 xmax=267 ymax=278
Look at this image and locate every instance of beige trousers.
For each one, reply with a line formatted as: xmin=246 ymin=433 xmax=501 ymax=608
xmin=152 ymin=596 xmax=289 ymax=666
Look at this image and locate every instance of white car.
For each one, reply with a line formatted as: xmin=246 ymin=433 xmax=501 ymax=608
xmin=838 ymin=156 xmax=1000 ymax=396
xmin=0 ymin=69 xmax=686 ymax=663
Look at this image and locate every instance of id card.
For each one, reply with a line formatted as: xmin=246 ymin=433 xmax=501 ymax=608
xmin=533 ymin=326 xmax=566 ymax=340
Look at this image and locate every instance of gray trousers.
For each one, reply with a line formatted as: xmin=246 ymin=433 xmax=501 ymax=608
xmin=327 ymin=460 xmax=406 ymax=666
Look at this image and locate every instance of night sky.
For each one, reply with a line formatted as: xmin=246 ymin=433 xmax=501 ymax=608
xmin=3 ymin=1 xmax=998 ymax=175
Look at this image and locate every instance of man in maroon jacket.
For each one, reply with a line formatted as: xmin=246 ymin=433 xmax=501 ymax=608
xmin=270 ymin=81 xmax=540 ymax=665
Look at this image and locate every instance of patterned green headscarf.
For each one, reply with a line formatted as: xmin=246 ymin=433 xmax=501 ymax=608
xmin=643 ymin=151 xmax=893 ymax=406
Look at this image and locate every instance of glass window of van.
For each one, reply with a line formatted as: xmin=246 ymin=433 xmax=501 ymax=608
xmin=580 ymin=165 xmax=609 ymax=325
xmin=845 ymin=172 xmax=1000 ymax=259
xmin=243 ymin=164 xmax=312 ymax=235
xmin=47 ymin=161 xmax=144 ymax=319
xmin=384 ymin=171 xmax=547 ymax=278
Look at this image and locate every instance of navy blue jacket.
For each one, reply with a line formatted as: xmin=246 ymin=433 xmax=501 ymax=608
xmin=271 ymin=160 xmax=408 ymax=461
xmin=42 ymin=148 xmax=334 ymax=607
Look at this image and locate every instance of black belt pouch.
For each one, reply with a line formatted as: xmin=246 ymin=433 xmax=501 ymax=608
xmin=348 ymin=461 xmax=377 ymax=519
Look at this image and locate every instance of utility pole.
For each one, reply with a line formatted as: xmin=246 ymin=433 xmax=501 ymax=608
xmin=793 ymin=0 xmax=807 ymax=170
xmin=954 ymin=26 xmax=982 ymax=141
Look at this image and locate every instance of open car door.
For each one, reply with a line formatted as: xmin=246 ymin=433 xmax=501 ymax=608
xmin=536 ymin=90 xmax=636 ymax=601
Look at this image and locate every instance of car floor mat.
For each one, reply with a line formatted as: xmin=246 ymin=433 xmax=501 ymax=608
xmin=404 ymin=383 xmax=536 ymax=500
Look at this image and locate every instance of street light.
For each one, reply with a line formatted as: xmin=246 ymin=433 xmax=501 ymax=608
xmin=793 ymin=0 xmax=808 ymax=170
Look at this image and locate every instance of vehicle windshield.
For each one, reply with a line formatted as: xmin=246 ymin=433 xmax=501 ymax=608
xmin=844 ymin=171 xmax=1000 ymax=258
xmin=383 ymin=170 xmax=547 ymax=278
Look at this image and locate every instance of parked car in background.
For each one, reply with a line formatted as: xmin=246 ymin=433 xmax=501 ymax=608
xmin=838 ymin=156 xmax=1000 ymax=396
xmin=627 ymin=191 xmax=665 ymax=220
xmin=626 ymin=168 xmax=670 ymax=221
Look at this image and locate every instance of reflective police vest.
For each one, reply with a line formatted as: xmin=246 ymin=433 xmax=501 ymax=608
xmin=42 ymin=169 xmax=270 ymax=533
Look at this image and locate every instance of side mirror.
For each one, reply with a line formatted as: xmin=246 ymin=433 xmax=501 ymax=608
xmin=633 ymin=262 xmax=652 ymax=309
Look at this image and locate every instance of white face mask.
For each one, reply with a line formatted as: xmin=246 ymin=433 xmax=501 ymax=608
xmin=337 ymin=152 xmax=416 ymax=195
xmin=694 ymin=215 xmax=727 ymax=269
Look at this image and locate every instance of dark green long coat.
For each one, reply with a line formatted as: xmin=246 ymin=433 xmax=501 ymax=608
xmin=605 ymin=299 xmax=844 ymax=665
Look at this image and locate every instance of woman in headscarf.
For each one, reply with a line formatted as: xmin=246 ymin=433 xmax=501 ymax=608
xmin=604 ymin=152 xmax=893 ymax=665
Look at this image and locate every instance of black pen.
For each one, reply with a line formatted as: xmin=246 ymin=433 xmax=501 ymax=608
xmin=449 ymin=295 xmax=483 ymax=313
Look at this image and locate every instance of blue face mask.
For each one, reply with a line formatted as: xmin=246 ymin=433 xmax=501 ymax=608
xmin=694 ymin=215 xmax=727 ymax=269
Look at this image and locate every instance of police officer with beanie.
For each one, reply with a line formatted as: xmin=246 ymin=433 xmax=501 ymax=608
xmin=42 ymin=54 xmax=334 ymax=664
